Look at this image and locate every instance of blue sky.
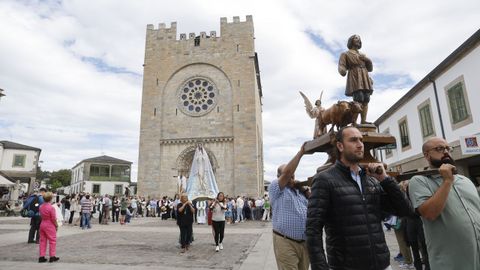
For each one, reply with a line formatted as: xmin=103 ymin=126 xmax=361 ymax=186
xmin=0 ymin=0 xmax=479 ymax=183
xmin=80 ymin=56 xmax=142 ymax=77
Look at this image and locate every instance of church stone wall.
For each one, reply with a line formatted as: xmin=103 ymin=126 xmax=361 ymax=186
xmin=138 ymin=16 xmax=263 ymax=198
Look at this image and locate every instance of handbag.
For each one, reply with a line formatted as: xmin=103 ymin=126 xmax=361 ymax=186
xmin=20 ymin=208 xmax=29 ymax=217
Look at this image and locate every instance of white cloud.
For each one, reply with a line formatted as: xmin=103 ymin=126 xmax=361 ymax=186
xmin=0 ymin=0 xmax=479 ymax=186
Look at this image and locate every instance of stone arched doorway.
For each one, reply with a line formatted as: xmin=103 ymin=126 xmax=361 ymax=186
xmin=175 ymin=145 xmax=218 ymax=177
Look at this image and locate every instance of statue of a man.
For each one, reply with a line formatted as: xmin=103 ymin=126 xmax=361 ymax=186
xmin=338 ymin=35 xmax=373 ymax=124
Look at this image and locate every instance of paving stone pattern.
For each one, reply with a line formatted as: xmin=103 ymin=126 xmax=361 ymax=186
xmin=0 ymin=229 xmax=24 ymax=235
xmin=0 ymin=217 xmax=414 ymax=270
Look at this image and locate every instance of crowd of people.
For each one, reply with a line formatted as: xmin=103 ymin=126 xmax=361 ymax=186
xmin=62 ymin=193 xmax=149 ymax=227
xmin=57 ymin=193 xmax=271 ymax=226
xmin=15 ymin=126 xmax=480 ymax=269
xmin=19 ymin=185 xmax=273 ymax=262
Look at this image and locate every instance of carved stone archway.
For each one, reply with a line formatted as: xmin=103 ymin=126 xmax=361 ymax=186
xmin=175 ymin=145 xmax=218 ymax=177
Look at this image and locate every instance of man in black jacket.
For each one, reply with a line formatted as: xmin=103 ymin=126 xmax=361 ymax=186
xmin=306 ymin=126 xmax=412 ymax=270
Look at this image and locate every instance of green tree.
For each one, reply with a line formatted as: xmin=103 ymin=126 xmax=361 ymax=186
xmin=50 ymin=169 xmax=71 ymax=187
xmin=36 ymin=167 xmax=51 ymax=181
xmin=50 ymin=180 xmax=63 ymax=191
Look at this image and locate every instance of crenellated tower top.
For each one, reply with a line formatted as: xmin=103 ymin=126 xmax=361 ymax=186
xmin=146 ymin=15 xmax=253 ymax=43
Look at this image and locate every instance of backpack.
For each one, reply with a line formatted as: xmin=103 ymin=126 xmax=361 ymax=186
xmin=21 ymin=195 xmax=40 ymax=217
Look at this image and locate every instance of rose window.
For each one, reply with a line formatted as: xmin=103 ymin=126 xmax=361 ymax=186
xmin=178 ymin=78 xmax=218 ymax=116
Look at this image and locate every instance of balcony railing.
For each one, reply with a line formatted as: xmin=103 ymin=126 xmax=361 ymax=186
xmin=89 ymin=175 xmax=130 ymax=182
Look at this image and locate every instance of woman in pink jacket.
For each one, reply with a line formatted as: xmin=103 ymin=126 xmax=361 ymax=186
xmin=38 ymin=192 xmax=59 ymax=263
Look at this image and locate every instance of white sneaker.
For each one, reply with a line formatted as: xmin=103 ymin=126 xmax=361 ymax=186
xmin=219 ymin=243 xmax=223 ymax=250
xmin=215 ymin=246 xmax=219 ymax=252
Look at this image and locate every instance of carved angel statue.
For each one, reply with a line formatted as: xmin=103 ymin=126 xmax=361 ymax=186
xmin=300 ymin=91 xmax=326 ymax=138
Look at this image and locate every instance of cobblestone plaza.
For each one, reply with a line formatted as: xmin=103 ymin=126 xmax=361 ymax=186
xmin=0 ymin=216 xmax=407 ymax=270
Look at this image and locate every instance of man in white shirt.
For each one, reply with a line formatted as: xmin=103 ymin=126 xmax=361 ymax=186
xmin=236 ymin=196 xmax=244 ymax=222
xmin=255 ymin=198 xmax=264 ymax=220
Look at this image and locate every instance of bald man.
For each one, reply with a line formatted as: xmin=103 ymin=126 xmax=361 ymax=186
xmin=409 ymin=137 xmax=480 ymax=270
xmin=269 ymin=143 xmax=310 ymax=270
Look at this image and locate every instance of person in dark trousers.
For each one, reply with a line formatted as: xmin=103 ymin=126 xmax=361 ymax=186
xmin=192 ymin=198 xmax=198 ymax=224
xmin=112 ymin=196 xmax=120 ymax=223
xmin=210 ymin=192 xmax=227 ymax=252
xmin=176 ymin=193 xmax=195 ymax=253
xmin=24 ymin=187 xmax=47 ymax=243
xmin=400 ymin=180 xmax=430 ymax=270
xmin=120 ymin=197 xmax=127 ymax=225
xmin=307 ymin=126 xmax=413 ymax=270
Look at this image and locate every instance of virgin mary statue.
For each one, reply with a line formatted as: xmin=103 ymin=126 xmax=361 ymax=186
xmin=186 ymin=144 xmax=219 ymax=200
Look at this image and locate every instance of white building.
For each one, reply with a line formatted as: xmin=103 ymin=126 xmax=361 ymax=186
xmin=69 ymin=155 xmax=132 ymax=196
xmin=0 ymin=140 xmax=41 ymax=194
xmin=375 ymin=29 xmax=480 ymax=186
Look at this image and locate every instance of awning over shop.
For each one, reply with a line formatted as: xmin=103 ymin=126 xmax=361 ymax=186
xmin=0 ymin=173 xmax=15 ymax=187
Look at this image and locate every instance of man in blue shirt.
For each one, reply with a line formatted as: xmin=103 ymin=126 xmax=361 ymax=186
xmin=269 ymin=143 xmax=309 ymax=270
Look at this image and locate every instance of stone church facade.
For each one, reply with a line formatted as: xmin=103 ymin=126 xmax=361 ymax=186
xmin=137 ymin=16 xmax=264 ymax=198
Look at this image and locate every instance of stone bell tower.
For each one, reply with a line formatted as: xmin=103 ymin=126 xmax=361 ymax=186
xmin=137 ymin=16 xmax=264 ymax=198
